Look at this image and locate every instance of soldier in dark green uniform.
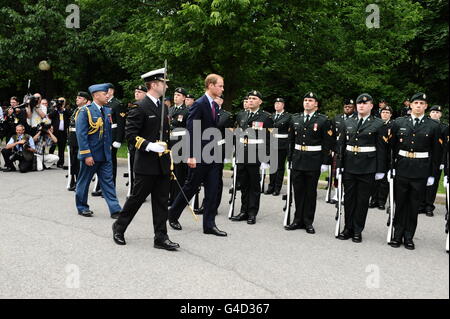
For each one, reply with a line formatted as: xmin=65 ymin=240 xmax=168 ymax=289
xmin=418 ymin=105 xmax=447 ymax=217
xmin=336 ymin=93 xmax=388 ymax=243
xmin=388 ymin=93 xmax=442 ymax=250
xmin=230 ymin=90 xmax=273 ymax=224
xmin=168 ymin=87 xmax=190 ymax=206
xmin=329 ymin=98 xmax=357 ymax=204
xmin=67 ymin=91 xmax=90 ymax=191
xmin=369 ymin=105 xmax=394 ymax=210
xmin=265 ymin=98 xmax=291 ymax=196
xmin=285 ymin=92 xmax=334 ymax=234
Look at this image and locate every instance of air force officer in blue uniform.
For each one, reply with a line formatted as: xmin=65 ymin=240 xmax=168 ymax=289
xmin=75 ymin=83 xmax=122 ymax=218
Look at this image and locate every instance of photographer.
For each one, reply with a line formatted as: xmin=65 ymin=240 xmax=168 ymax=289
xmin=48 ymin=97 xmax=70 ymax=168
xmin=27 ymin=93 xmax=47 ymax=135
xmin=1 ymin=124 xmax=35 ymax=172
xmin=33 ymin=121 xmax=58 ymax=171
xmin=4 ymin=97 xmax=29 ymax=140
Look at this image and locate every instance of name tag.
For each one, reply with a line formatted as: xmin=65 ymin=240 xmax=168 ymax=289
xmin=149 ymin=115 xmax=156 ymax=119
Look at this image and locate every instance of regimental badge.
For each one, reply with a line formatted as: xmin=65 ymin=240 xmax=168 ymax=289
xmin=423 ymin=94 xmax=426 ymax=99
xmin=439 ymin=138 xmax=443 ymax=145
xmin=400 ymin=138 xmax=403 ymax=143
xmin=309 ymin=93 xmax=313 ymax=97
xmin=350 ymin=99 xmax=354 ymax=104
xmin=313 ymin=123 xmax=318 ymax=131
xmin=108 ymin=114 xmax=113 ymax=124
xmin=178 ymin=115 xmax=183 ymax=122
xmin=252 ymin=121 xmax=264 ymax=130
xmin=120 ymin=112 xmax=126 ymax=118
xmin=327 ymin=130 xmax=333 ymax=136
xmin=363 ymin=96 xmax=367 ymax=102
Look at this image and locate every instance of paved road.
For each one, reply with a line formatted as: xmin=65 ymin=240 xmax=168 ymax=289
xmin=0 ymin=160 xmax=448 ymax=299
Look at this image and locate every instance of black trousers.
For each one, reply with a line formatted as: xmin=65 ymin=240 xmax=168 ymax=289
xmin=1 ymin=148 xmax=33 ymax=172
xmin=292 ymin=169 xmax=321 ymax=227
xmin=116 ymin=173 xmax=170 ymax=241
xmin=237 ymin=164 xmax=261 ymax=217
xmin=49 ymin=130 xmax=67 ymax=166
xmin=268 ymin=149 xmax=287 ymax=192
xmin=343 ymin=172 xmax=375 ymax=234
xmin=200 ymin=163 xmax=224 ymax=212
xmin=169 ymin=162 xmax=188 ymax=205
xmin=370 ymin=176 xmax=389 ymax=206
xmin=169 ymin=163 xmax=220 ymax=230
xmin=394 ymin=175 xmax=426 ymax=241
xmin=69 ymin=144 xmax=80 ymax=183
xmin=419 ymin=168 xmax=442 ymax=212
xmin=128 ymin=146 xmax=136 ymax=195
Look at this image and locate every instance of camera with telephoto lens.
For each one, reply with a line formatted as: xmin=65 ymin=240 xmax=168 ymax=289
xmin=50 ymin=99 xmax=64 ymax=110
xmin=9 ymin=140 xmax=31 ymax=162
xmin=36 ymin=120 xmax=52 ymax=134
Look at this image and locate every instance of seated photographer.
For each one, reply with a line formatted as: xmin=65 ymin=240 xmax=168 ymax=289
xmin=1 ymin=124 xmax=36 ymax=172
xmin=33 ymin=121 xmax=59 ymax=171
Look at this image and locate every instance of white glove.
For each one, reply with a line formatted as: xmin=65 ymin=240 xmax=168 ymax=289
xmin=426 ymin=176 xmax=435 ymax=186
xmin=321 ymin=165 xmax=329 ymax=173
xmin=145 ymin=142 xmax=165 ymax=153
xmin=112 ymin=142 xmax=121 ymax=149
xmin=337 ymin=168 xmax=344 ymax=175
xmin=444 ymin=176 xmax=448 ymax=188
xmin=375 ymin=173 xmax=385 ymax=180
xmin=389 ymin=169 xmax=396 ymax=178
xmin=260 ymin=162 xmax=270 ymax=170
xmin=223 ymin=158 xmax=232 ymax=164
xmin=439 ymin=164 xmax=444 ymax=170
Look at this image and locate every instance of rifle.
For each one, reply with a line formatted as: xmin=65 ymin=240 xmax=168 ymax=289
xmin=66 ymin=145 xmax=72 ymax=189
xmin=260 ymin=165 xmax=266 ymax=193
xmin=283 ymin=161 xmax=293 ymax=227
xmin=445 ymin=149 xmax=449 ymax=253
xmin=334 ymin=169 xmax=343 ymax=237
xmin=126 ymin=149 xmax=132 ymax=198
xmin=325 ymin=163 xmax=333 ymax=203
xmin=386 ymin=169 xmax=396 ymax=244
xmin=228 ymin=155 xmax=238 ymax=219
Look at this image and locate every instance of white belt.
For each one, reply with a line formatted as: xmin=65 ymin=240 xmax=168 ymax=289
xmin=170 ymin=131 xmax=187 ymax=137
xmin=239 ymin=138 xmax=264 ymax=145
xmin=295 ymin=144 xmax=322 ymax=152
xmin=111 ymin=124 xmax=118 ymax=129
xmin=217 ymin=139 xmax=226 ymax=146
xmin=398 ymin=150 xmax=429 ymax=159
xmin=69 ymin=128 xmax=76 ymax=132
xmin=274 ymin=134 xmax=288 ymax=139
xmin=346 ymin=145 xmax=376 ymax=153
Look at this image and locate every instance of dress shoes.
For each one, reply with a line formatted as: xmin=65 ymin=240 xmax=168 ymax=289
xmin=204 ymin=226 xmax=227 ymax=237
xmin=389 ymin=239 xmax=401 ymax=248
xmin=426 ymin=211 xmax=434 ymax=217
xmin=112 ymin=223 xmax=126 ymax=245
xmin=378 ymin=204 xmax=386 ymax=210
xmin=247 ymin=216 xmax=256 ymax=224
xmin=195 ymin=206 xmax=204 ymax=215
xmin=111 ymin=212 xmax=120 ymax=219
xmin=369 ymin=201 xmax=378 ymax=208
xmin=154 ymin=238 xmax=180 ymax=251
xmin=328 ymin=199 xmax=337 ymax=205
xmin=404 ymin=239 xmax=415 ymax=250
xmin=2 ymin=167 xmax=16 ymax=172
xmin=78 ymin=210 xmax=93 ymax=217
xmin=284 ymin=222 xmax=304 ymax=231
xmin=264 ymin=188 xmax=274 ymax=195
xmin=169 ymin=220 xmax=182 ymax=230
xmin=272 ymin=190 xmax=280 ymax=196
xmin=352 ymin=233 xmax=362 ymax=243
xmin=305 ymin=225 xmax=315 ymax=234
xmin=91 ymin=190 xmax=103 ymax=197
xmin=338 ymin=229 xmax=353 ymax=240
xmin=230 ymin=213 xmax=248 ymax=221
xmin=68 ymin=185 xmax=76 ymax=192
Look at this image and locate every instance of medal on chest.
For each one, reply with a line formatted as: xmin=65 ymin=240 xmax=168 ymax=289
xmin=177 ymin=114 xmax=184 ymax=122
xmin=252 ymin=121 xmax=264 ymax=130
xmin=313 ymin=123 xmax=318 ymax=131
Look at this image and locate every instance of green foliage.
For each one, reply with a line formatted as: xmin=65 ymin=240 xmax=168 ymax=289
xmin=1 ymin=0 xmax=448 ymax=118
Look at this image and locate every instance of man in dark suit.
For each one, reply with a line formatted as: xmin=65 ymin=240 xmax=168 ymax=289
xmin=112 ymin=68 xmax=179 ymax=251
xmin=168 ymin=74 xmax=227 ymax=237
xmin=336 ymin=93 xmax=388 ymax=243
xmin=48 ymin=98 xmax=70 ymax=168
xmin=266 ymin=98 xmax=291 ymax=196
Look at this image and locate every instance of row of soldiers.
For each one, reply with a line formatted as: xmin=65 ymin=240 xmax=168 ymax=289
xmin=66 ymin=82 xmax=448 ymax=251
